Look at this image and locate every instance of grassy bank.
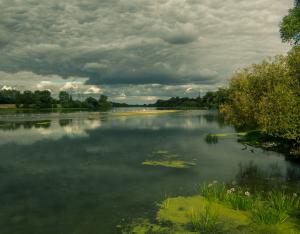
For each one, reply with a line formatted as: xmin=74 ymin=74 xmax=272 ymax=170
xmin=123 ymin=182 xmax=300 ymax=233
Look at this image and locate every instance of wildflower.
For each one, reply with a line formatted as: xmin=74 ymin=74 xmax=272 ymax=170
xmin=227 ymin=190 xmax=232 ymax=194
xmin=213 ymin=180 xmax=218 ymax=184
xmin=208 ymin=183 xmax=213 ymax=188
xmin=230 ymin=188 xmax=235 ymax=192
xmin=245 ymin=191 xmax=250 ymax=197
xmin=293 ymin=193 xmax=298 ymax=197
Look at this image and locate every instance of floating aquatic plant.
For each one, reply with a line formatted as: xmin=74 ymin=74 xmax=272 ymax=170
xmin=142 ymin=160 xmax=195 ymax=169
xmin=142 ymin=150 xmax=196 ymax=168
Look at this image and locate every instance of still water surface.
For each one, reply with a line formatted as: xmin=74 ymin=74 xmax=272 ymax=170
xmin=0 ymin=109 xmax=299 ymax=233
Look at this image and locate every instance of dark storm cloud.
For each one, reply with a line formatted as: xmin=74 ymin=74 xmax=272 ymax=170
xmin=0 ymin=0 xmax=293 ymax=99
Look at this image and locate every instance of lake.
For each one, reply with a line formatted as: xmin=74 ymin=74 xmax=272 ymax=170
xmin=0 ymin=109 xmax=299 ymax=234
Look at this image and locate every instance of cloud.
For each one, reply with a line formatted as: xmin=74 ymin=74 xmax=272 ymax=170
xmin=0 ymin=0 xmax=293 ymax=101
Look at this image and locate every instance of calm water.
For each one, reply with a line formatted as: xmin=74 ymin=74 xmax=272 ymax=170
xmin=0 ymin=109 xmax=299 ymax=234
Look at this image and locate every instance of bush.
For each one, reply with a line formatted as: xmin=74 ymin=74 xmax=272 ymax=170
xmin=220 ymin=54 xmax=300 ymax=143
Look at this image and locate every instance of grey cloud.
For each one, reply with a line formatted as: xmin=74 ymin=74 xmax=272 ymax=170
xmin=0 ymin=0 xmax=293 ymax=90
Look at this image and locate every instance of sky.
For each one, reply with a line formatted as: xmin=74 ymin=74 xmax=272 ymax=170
xmin=0 ymin=0 xmax=293 ymax=104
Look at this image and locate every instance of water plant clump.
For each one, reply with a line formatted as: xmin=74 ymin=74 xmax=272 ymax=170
xmin=200 ymin=181 xmax=227 ymax=202
xmin=189 ymin=205 xmax=221 ymax=233
xmin=251 ymin=204 xmax=289 ymax=225
xmin=227 ymin=188 xmax=254 ymax=211
xmin=267 ymin=191 xmax=300 ymax=214
xmin=142 ymin=150 xmax=196 ymax=169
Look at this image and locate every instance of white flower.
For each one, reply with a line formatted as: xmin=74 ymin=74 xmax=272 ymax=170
xmin=213 ymin=180 xmax=218 ymax=184
xmin=245 ymin=191 xmax=250 ymax=197
xmin=293 ymin=193 xmax=298 ymax=197
xmin=230 ymin=188 xmax=235 ymax=192
xmin=227 ymin=190 xmax=232 ymax=194
xmin=208 ymin=183 xmax=213 ymax=188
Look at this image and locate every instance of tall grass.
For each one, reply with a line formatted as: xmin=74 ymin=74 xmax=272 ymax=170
xmin=200 ymin=181 xmax=227 ymax=202
xmin=267 ymin=191 xmax=300 ymax=214
xmin=251 ymin=204 xmax=289 ymax=225
xmin=227 ymin=191 xmax=254 ymax=211
xmin=189 ymin=205 xmax=221 ymax=233
xmin=199 ymin=181 xmax=300 ymax=226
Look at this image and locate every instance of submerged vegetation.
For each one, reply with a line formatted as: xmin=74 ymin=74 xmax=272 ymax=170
xmin=142 ymin=150 xmax=196 ymax=169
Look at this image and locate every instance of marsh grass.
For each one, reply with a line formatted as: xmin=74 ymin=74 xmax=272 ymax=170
xmin=251 ymin=204 xmax=289 ymax=225
xmin=199 ymin=181 xmax=300 ymax=227
xmin=227 ymin=192 xmax=254 ymax=211
xmin=222 ymin=186 xmax=255 ymax=211
xmin=267 ymin=191 xmax=300 ymax=214
xmin=189 ymin=205 xmax=221 ymax=233
xmin=200 ymin=182 xmax=227 ymax=202
xmin=159 ymin=198 xmax=171 ymax=209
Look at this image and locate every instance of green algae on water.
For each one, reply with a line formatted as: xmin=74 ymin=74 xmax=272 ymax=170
xmin=142 ymin=160 xmax=196 ymax=169
xmin=142 ymin=150 xmax=196 ymax=168
xmin=125 ymin=195 xmax=300 ymax=234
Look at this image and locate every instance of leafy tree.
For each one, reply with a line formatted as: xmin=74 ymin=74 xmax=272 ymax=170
xmin=59 ymin=91 xmax=72 ymax=108
xmin=34 ymin=90 xmax=52 ymax=108
xmin=84 ymin=97 xmax=99 ymax=109
xmin=20 ymin=90 xmax=35 ymax=108
xmin=280 ymin=4 xmax=300 ymax=44
xmin=220 ymin=55 xmax=300 ymax=143
xmin=98 ymin=95 xmax=112 ymax=109
xmin=0 ymin=90 xmax=20 ymax=104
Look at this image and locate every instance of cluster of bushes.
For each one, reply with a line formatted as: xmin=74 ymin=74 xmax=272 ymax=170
xmin=153 ymin=89 xmax=228 ymax=109
xmin=0 ymin=89 xmax=112 ymax=110
xmin=220 ymin=49 xmax=300 ymax=144
xmin=220 ymin=3 xmax=300 ymax=146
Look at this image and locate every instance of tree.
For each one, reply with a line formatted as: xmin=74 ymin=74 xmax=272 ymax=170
xmin=220 ymin=55 xmax=300 ymax=143
xmin=84 ymin=97 xmax=99 ymax=109
xmin=21 ymin=90 xmax=35 ymax=108
xmin=98 ymin=95 xmax=112 ymax=109
xmin=280 ymin=4 xmax=300 ymax=44
xmin=34 ymin=90 xmax=52 ymax=108
xmin=59 ymin=91 xmax=72 ymax=108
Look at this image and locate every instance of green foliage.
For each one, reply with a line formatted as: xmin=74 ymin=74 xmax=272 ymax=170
xmin=84 ymin=97 xmax=99 ymax=109
xmin=227 ymin=190 xmax=254 ymax=211
xmin=34 ymin=90 xmax=52 ymax=108
xmin=200 ymin=181 xmax=227 ymax=202
xmin=220 ymin=54 xmax=300 ymax=143
xmin=0 ymin=89 xmax=112 ymax=110
xmin=189 ymin=205 xmax=220 ymax=233
xmin=251 ymin=205 xmax=289 ymax=225
xmin=0 ymin=89 xmax=20 ymax=104
xmin=59 ymin=91 xmax=72 ymax=108
xmin=280 ymin=5 xmax=300 ymax=44
xmin=267 ymin=191 xmax=300 ymax=214
xmin=153 ymin=88 xmax=228 ymax=109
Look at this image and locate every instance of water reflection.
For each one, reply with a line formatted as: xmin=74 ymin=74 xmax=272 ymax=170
xmin=235 ymin=161 xmax=300 ymax=193
xmin=0 ymin=110 xmax=298 ymax=234
xmin=0 ymin=118 xmax=102 ymax=145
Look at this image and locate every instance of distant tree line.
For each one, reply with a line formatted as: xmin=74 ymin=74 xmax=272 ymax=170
xmin=0 ymin=90 xmax=112 ymax=110
xmin=152 ymin=89 xmax=228 ymax=109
